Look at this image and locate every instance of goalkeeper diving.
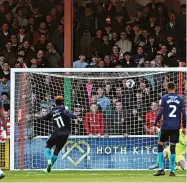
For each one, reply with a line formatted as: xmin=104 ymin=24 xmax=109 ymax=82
xmin=149 ymin=127 xmax=187 ymax=171
xmin=36 ymin=96 xmax=78 ymax=173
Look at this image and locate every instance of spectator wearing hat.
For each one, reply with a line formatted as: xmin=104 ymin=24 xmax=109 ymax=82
xmin=116 ymin=31 xmax=132 ymax=54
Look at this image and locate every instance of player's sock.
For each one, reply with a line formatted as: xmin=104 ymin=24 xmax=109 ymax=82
xmin=45 ymin=148 xmax=52 ymax=161
xmin=158 ymin=144 xmax=164 ymax=170
xmin=51 ymin=155 xmax=58 ymax=166
xmin=169 ymin=145 xmax=176 ymax=173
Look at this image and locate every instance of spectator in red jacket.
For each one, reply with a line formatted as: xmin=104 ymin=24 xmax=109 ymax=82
xmin=84 ymin=103 xmax=105 ymax=136
xmin=145 ymin=102 xmax=160 ymax=135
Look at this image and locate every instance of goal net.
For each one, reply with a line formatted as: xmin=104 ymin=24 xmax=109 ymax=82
xmin=10 ymin=68 xmax=187 ymax=170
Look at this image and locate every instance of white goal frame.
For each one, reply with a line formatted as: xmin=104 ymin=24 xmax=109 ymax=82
xmin=10 ymin=68 xmax=187 ymax=170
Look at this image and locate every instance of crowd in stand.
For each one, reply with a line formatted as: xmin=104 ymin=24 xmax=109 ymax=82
xmin=73 ymin=0 xmax=186 ymax=68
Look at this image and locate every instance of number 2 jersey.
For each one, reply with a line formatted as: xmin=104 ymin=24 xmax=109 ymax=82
xmin=42 ymin=106 xmax=77 ymax=135
xmin=154 ymin=93 xmax=186 ymax=130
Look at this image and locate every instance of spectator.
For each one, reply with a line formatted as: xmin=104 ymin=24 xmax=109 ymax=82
xmin=111 ymin=32 xmax=119 ymax=46
xmin=107 ymin=101 xmax=128 ymax=135
xmin=145 ymin=102 xmax=159 ymax=135
xmin=111 ymin=13 xmax=126 ymax=35
xmin=153 ymin=24 xmax=165 ymax=47
xmin=17 ymin=26 xmax=30 ymax=45
xmin=104 ymin=55 xmax=114 ymax=68
xmin=34 ymin=34 xmax=48 ymax=52
xmin=128 ymin=108 xmax=144 ymax=135
xmin=84 ymin=103 xmax=105 ymax=136
xmin=51 ymin=24 xmax=64 ymax=56
xmin=73 ymin=55 xmax=88 ymax=68
xmin=121 ymin=52 xmax=136 ymax=68
xmin=1 ymin=62 xmax=10 ymax=79
xmin=0 ymin=23 xmax=11 ymax=50
xmin=3 ymin=41 xmax=17 ymax=67
xmin=77 ymin=3 xmax=97 ymax=59
xmin=71 ymin=103 xmax=85 ymax=135
xmin=116 ymin=31 xmax=132 ymax=54
xmin=96 ymin=87 xmax=110 ymax=111
xmin=44 ymin=43 xmax=61 ymax=67
xmin=1 ymin=92 xmax=10 ymax=105
xmin=132 ymin=46 xmax=146 ymax=65
xmin=98 ymin=34 xmax=112 ymax=58
xmin=110 ymin=45 xmax=122 ymax=65
xmin=0 ymin=75 xmax=10 ymax=96
xmin=91 ymin=29 xmax=103 ymax=55
xmin=167 ymin=46 xmax=181 ymax=67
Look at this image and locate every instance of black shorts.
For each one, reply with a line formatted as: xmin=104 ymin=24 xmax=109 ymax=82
xmin=159 ymin=129 xmax=179 ymax=143
xmin=46 ymin=134 xmax=69 ymax=150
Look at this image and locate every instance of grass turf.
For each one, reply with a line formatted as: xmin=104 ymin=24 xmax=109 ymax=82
xmin=1 ymin=170 xmax=186 ymax=182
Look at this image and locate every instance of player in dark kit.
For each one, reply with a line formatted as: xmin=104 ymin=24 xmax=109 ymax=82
xmin=153 ymin=82 xmax=186 ymax=176
xmin=38 ymin=96 xmax=78 ymax=172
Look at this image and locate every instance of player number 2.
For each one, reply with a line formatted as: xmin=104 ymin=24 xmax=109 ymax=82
xmin=169 ymin=105 xmax=177 ymax=118
xmin=54 ymin=116 xmax=65 ymax=128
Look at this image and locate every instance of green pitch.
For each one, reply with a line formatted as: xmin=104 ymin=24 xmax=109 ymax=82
xmin=1 ymin=170 xmax=186 ymax=182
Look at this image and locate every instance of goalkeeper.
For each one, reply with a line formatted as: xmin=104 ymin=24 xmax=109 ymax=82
xmin=149 ymin=127 xmax=187 ymax=171
xmin=0 ymin=100 xmax=6 ymax=179
xmin=37 ymin=96 xmax=78 ymax=173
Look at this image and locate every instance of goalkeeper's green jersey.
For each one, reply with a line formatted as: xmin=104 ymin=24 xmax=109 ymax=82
xmin=176 ymin=129 xmax=187 ymax=155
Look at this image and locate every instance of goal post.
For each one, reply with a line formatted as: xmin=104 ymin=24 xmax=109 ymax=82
xmin=10 ymin=68 xmax=187 ymax=170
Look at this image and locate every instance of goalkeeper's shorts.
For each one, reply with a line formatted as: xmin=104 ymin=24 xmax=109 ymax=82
xmin=165 ymin=146 xmax=185 ymax=164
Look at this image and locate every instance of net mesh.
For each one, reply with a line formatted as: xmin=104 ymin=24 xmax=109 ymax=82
xmin=13 ymin=71 xmax=186 ymax=170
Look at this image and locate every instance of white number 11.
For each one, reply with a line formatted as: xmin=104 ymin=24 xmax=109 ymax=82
xmin=54 ymin=116 xmax=65 ymax=128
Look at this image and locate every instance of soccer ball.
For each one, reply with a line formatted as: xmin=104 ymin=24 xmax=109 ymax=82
xmin=126 ymin=79 xmax=135 ymax=88
xmin=0 ymin=169 xmax=5 ymax=179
